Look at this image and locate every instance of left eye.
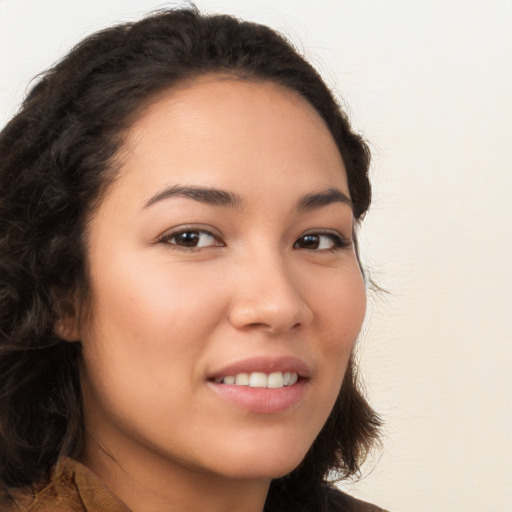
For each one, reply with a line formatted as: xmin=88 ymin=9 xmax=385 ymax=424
xmin=293 ymin=233 xmax=346 ymax=251
xmin=166 ymin=230 xmax=220 ymax=248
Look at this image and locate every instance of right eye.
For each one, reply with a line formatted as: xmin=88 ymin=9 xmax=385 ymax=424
xmin=161 ymin=229 xmax=222 ymax=249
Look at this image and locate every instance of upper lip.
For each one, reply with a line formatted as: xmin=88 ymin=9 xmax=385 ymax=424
xmin=208 ymin=355 xmax=311 ymax=380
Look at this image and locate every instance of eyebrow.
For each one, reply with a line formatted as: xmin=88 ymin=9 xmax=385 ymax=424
xmin=143 ymin=185 xmax=352 ymax=212
xmin=297 ymin=187 xmax=353 ymax=211
xmin=144 ymin=185 xmax=244 ymax=209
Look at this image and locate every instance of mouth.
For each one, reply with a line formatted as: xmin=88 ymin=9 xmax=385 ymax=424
xmin=207 ymin=356 xmax=309 ymax=414
xmin=212 ymin=371 xmax=299 ymax=388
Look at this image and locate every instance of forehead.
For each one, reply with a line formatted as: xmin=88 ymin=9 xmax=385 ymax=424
xmin=114 ymin=76 xmax=348 ymax=200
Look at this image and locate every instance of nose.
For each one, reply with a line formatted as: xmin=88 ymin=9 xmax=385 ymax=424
xmin=228 ymin=252 xmax=313 ymax=334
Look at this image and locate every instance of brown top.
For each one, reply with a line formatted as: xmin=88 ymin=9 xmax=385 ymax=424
xmin=1 ymin=458 xmax=129 ymax=512
xmin=1 ymin=457 xmax=387 ymax=512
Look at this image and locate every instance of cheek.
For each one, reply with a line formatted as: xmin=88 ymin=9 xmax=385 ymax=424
xmin=85 ymin=252 xmax=227 ymax=342
xmin=311 ymin=267 xmax=366 ymax=395
xmin=312 ymin=266 xmax=367 ymax=346
xmin=79 ymin=259 xmax=228 ymax=408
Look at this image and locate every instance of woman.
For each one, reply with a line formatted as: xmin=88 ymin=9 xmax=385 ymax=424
xmin=0 ymin=7 xmax=384 ymax=512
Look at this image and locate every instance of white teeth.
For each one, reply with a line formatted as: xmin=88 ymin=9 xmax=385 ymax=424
xmin=216 ymin=371 xmax=299 ymax=388
xmin=267 ymin=372 xmax=284 ymax=388
xmin=235 ymin=373 xmax=250 ymax=385
xmin=249 ymin=372 xmax=267 ymax=388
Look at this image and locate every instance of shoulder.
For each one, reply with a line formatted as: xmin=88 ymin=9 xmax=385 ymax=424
xmin=0 ymin=458 xmax=129 ymax=512
xmin=0 ymin=459 xmax=87 ymax=512
xmin=323 ymin=484 xmax=389 ymax=512
xmin=0 ymin=485 xmax=83 ymax=512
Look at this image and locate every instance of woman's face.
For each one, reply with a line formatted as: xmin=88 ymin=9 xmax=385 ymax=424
xmin=76 ymin=77 xmax=366 ymax=484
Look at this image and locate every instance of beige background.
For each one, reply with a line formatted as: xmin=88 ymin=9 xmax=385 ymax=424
xmin=1 ymin=1 xmax=511 ymax=511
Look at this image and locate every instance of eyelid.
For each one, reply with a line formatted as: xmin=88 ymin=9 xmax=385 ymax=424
xmin=155 ymin=225 xmax=225 ymax=247
xmin=153 ymin=225 xmax=350 ymax=251
xmin=294 ymin=229 xmax=351 ymax=250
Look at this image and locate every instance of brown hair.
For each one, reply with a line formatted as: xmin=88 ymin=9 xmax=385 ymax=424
xmin=0 ymin=7 xmax=380 ymax=510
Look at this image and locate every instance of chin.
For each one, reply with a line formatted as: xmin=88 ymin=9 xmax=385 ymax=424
xmin=218 ymin=462 xmax=301 ymax=481
xmin=210 ymin=443 xmax=310 ymax=481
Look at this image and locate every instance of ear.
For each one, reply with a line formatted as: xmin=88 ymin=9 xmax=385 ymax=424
xmin=53 ymin=293 xmax=82 ymax=341
xmin=54 ymin=315 xmax=81 ymax=341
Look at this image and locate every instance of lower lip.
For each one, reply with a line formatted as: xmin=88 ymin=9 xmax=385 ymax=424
xmin=207 ymin=380 xmax=307 ymax=414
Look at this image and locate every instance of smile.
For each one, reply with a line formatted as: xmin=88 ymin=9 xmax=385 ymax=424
xmin=214 ymin=371 xmax=299 ymax=388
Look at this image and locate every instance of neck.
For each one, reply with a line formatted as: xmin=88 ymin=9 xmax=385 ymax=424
xmin=79 ymin=435 xmax=270 ymax=512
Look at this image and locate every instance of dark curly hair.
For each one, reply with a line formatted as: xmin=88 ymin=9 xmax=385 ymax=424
xmin=0 ymin=6 xmax=380 ymax=511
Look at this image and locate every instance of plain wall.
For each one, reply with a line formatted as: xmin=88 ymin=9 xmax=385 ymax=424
xmin=1 ymin=1 xmax=511 ymax=511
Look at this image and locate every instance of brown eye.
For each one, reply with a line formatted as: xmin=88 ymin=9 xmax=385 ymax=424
xmin=167 ymin=230 xmax=219 ymax=248
xmin=296 ymin=234 xmax=322 ymax=249
xmin=293 ymin=232 xmax=348 ymax=251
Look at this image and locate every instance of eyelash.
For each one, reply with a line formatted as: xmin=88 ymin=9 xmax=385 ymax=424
xmin=158 ymin=228 xmax=350 ymax=252
xmin=158 ymin=228 xmax=224 ymax=251
xmin=293 ymin=231 xmax=350 ymax=251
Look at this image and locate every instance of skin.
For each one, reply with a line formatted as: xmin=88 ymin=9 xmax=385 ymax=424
xmin=68 ymin=77 xmax=367 ymax=512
